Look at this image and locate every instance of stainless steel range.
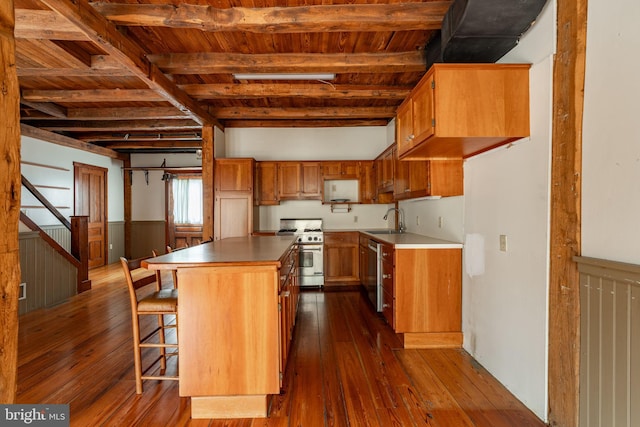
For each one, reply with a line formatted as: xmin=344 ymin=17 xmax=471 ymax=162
xmin=277 ymin=218 xmax=324 ymax=288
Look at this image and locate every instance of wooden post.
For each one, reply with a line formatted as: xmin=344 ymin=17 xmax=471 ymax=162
xmin=71 ymin=216 xmax=92 ymax=293
xmin=202 ymin=125 xmax=215 ymax=240
xmin=0 ymin=0 xmax=22 ymax=404
xmin=548 ymin=0 xmax=587 ymax=425
xmin=122 ymin=154 xmax=132 ymax=258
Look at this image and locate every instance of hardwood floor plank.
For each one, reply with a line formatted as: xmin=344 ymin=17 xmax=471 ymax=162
xmin=287 ymin=293 xmax=325 ymax=426
xmin=315 ymin=293 xmax=349 ymax=426
xmin=334 ymin=341 xmax=382 ymax=426
xmin=394 ymin=349 xmax=476 ymax=427
xmin=417 ymin=349 xmax=517 ymax=427
xmin=437 ymin=348 xmax=546 ymax=427
xmin=16 ymin=266 xmax=545 ymax=426
xmin=336 ymin=293 xmax=415 ymax=425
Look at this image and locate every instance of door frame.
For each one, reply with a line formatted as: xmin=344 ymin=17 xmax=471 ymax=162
xmin=74 ymin=162 xmax=108 ymax=268
xmin=165 ymin=171 xmax=204 ymax=249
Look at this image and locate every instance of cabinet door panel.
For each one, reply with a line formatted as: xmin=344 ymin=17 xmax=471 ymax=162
xmin=278 ymin=163 xmax=301 ymax=199
xmin=412 ymin=74 xmax=435 ymax=143
xmin=255 ymin=162 xmax=278 ymax=205
xmin=216 ymin=159 xmax=253 ymax=192
xmin=214 ymin=194 xmax=252 ymax=240
xmin=301 ymin=162 xmax=321 ymax=198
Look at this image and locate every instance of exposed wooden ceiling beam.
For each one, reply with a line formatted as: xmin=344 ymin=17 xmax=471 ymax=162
xmin=38 ymin=0 xmax=220 ymax=128
xmin=180 ymin=83 xmax=411 ymax=100
xmin=77 ymin=132 xmax=201 ymax=143
xmin=20 ymin=99 xmax=67 ymax=118
xmin=20 ymin=124 xmax=122 ymax=159
xmin=210 ymin=106 xmax=396 ymax=119
xmin=15 ymin=9 xmax=90 ymax=41
xmin=17 ymin=67 xmax=134 ymax=77
xmin=99 ymin=141 xmax=202 ymax=149
xmin=26 ymin=119 xmax=201 ymax=132
xmin=89 ymin=2 xmax=451 ymax=33
xmin=67 ymin=107 xmax=188 ymax=120
xmin=224 ymin=119 xmax=389 ymax=128
xmin=21 ymin=89 xmax=166 ymax=103
xmin=148 ymin=52 xmax=426 ymax=75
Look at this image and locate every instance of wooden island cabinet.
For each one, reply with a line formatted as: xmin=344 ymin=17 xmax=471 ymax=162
xmin=143 ymin=236 xmax=299 ymax=419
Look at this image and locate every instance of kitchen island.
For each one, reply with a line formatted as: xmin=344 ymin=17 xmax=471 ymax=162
xmin=143 ymin=235 xmax=298 ymax=419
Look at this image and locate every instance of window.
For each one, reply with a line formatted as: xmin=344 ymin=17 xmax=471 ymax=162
xmin=171 ymin=177 xmax=202 ymax=225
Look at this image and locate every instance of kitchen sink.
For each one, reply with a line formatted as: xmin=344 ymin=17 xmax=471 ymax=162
xmin=365 ymin=230 xmax=405 ymax=235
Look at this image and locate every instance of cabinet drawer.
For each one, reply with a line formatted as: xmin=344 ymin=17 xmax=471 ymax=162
xmin=382 ymin=289 xmax=394 ymax=328
xmin=381 ymin=243 xmax=394 ymax=263
xmin=381 ymin=259 xmax=394 ymax=295
xmin=324 ymin=231 xmax=358 ymax=245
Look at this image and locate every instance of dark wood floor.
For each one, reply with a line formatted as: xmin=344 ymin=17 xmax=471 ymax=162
xmin=17 ymin=263 xmax=546 ymax=426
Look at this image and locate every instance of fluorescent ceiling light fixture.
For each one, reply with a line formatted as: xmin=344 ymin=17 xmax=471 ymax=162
xmin=233 ymin=73 xmax=336 ymax=80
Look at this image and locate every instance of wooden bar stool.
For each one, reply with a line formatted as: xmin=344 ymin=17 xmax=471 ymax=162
xmin=163 ymin=245 xmax=189 ymax=288
xmin=120 ymin=256 xmax=178 ymax=394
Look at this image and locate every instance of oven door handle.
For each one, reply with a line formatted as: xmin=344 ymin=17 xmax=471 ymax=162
xmin=300 ymin=247 xmax=323 ymax=252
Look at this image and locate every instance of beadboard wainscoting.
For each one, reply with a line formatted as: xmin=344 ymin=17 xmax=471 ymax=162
xmin=108 ymin=221 xmax=125 ymax=264
xmin=18 ymin=232 xmax=77 ymax=315
xmin=131 ymin=220 xmax=166 ymax=259
xmin=577 ymin=256 xmax=640 ymax=427
xmin=41 ymin=224 xmax=70 ymax=252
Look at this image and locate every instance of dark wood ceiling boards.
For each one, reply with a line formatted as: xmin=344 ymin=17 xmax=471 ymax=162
xmin=14 ymin=0 xmax=450 ymax=152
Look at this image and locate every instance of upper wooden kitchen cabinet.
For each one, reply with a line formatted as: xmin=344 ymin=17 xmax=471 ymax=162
xmin=255 ymin=161 xmax=279 ymax=205
xmin=375 ymin=145 xmax=396 ymax=195
xmin=321 ymin=161 xmax=360 ymax=179
xmin=300 ymin=162 xmax=322 ymax=199
xmin=397 ymin=63 xmax=531 ymax=160
xmin=214 ymin=158 xmax=255 ymax=240
xmin=394 ymin=159 xmax=464 ymax=200
xmin=277 ymin=161 xmax=321 ymax=201
xmin=215 ymin=158 xmax=254 ymax=193
xmin=358 ymin=161 xmax=376 ymax=204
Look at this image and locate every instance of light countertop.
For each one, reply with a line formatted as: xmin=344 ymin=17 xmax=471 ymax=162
xmin=357 ymin=230 xmax=463 ymax=249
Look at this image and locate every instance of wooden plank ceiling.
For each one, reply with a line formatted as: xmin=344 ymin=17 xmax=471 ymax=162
xmin=15 ymin=0 xmax=450 ymax=153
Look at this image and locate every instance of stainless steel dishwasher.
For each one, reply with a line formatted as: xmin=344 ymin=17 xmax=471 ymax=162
xmin=365 ymin=239 xmax=382 ymax=312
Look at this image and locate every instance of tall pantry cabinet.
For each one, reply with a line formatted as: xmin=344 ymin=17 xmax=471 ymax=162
xmin=214 ymin=158 xmax=255 ymax=241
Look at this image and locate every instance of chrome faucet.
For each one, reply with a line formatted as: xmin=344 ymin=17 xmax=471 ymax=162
xmin=383 ymin=207 xmax=406 ymax=233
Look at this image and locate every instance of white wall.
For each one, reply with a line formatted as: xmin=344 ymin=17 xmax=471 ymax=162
xmin=227 ymin=126 xmax=394 ymax=230
xmin=20 ymin=135 xmax=124 ymax=226
xmin=581 ymin=0 xmax=640 ymax=264
xmin=130 ymin=152 xmax=202 ymax=221
xmin=460 ymin=2 xmax=555 ymax=421
xmin=225 ymin=127 xmax=388 ymax=160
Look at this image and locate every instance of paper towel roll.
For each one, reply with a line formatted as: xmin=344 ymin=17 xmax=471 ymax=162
xmin=464 ymin=233 xmax=485 ymax=277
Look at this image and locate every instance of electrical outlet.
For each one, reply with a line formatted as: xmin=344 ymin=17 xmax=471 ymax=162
xmin=416 ymin=216 xmax=420 ymax=226
xmin=353 ymin=215 xmax=358 ymax=223
xmin=499 ymin=234 xmax=508 ymax=252
xmin=109 ymin=243 xmax=113 ymax=250
xmin=331 ymin=184 xmax=337 ymax=191
xmin=438 ymin=216 xmax=443 ymax=228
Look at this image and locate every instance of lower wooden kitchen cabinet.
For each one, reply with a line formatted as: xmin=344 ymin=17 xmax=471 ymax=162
xmin=363 ymin=234 xmax=463 ymax=349
xmin=323 ymin=231 xmax=360 ymax=286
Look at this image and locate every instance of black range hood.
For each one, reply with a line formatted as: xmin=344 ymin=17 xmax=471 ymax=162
xmin=426 ymin=0 xmax=549 ymax=67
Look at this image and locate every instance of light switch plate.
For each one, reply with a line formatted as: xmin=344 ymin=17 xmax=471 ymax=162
xmin=499 ymin=234 xmax=508 ymax=252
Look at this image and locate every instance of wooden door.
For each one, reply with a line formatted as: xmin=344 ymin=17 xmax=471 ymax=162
xmin=74 ymin=163 xmax=107 ymax=269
